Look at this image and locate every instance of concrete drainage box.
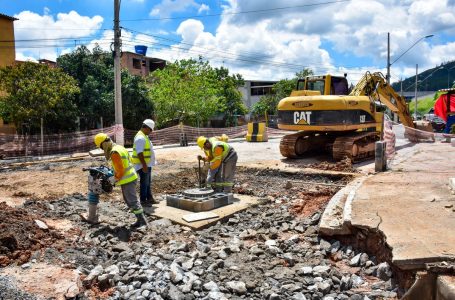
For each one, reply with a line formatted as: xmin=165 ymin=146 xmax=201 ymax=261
xmin=166 ymin=188 xmax=232 ymax=212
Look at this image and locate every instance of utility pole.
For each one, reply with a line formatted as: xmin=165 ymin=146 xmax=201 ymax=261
xmin=114 ymin=0 xmax=124 ymax=145
xmin=414 ymin=64 xmax=418 ymax=120
xmin=386 ymin=32 xmax=390 ymax=84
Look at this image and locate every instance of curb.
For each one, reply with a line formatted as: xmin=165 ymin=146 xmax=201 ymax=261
xmin=319 ymin=175 xmax=370 ymax=236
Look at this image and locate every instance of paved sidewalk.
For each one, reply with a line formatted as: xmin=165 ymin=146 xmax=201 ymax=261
xmin=331 ymin=141 xmax=455 ymax=270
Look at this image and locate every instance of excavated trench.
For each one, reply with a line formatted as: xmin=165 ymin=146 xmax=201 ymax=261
xmin=329 ymin=227 xmax=414 ymax=297
xmin=328 ymin=224 xmax=455 ymax=300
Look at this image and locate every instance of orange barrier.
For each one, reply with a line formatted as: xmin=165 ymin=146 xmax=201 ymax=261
xmin=0 ymin=125 xmax=291 ymax=158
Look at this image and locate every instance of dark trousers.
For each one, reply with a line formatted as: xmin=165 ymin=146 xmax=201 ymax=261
xmin=138 ymin=167 xmax=152 ymax=207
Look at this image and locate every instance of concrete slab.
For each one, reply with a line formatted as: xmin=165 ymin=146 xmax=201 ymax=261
xmin=349 ymin=142 xmax=455 ymax=270
xmin=153 ymin=194 xmax=259 ymax=229
xmin=182 ymin=212 xmax=219 ymax=222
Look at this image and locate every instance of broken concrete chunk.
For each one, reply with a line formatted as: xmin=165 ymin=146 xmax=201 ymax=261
xmin=34 ymin=219 xmax=48 ymax=230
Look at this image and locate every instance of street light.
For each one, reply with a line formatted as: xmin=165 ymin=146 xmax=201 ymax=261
xmin=386 ymin=33 xmax=434 ymax=84
xmin=440 ymin=66 xmax=455 ymax=89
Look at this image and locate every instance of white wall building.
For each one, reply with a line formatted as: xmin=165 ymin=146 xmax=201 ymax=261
xmin=239 ymin=80 xmax=278 ymax=109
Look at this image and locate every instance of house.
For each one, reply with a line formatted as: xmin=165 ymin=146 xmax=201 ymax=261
xmin=38 ymin=59 xmax=57 ymax=68
xmin=121 ymin=49 xmax=166 ymax=77
xmin=238 ymin=80 xmax=277 ymax=109
xmin=0 ymin=13 xmax=18 ymax=134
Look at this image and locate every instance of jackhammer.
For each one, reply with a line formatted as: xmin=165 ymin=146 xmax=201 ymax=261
xmin=80 ymin=165 xmax=114 ymax=224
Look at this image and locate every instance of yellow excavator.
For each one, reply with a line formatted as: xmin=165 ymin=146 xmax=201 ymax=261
xmin=277 ymin=72 xmax=427 ymax=162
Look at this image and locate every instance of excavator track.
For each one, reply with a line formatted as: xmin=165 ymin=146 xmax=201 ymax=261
xmin=280 ymin=132 xmax=334 ymax=159
xmin=332 ymin=132 xmax=379 ymax=163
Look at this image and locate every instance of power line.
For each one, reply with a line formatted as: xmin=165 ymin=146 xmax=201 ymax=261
xmin=14 ymin=27 xmax=111 ymax=31
xmin=120 ymin=28 xmax=363 ymax=74
xmin=121 ymin=39 xmax=367 ymax=75
xmin=122 ymin=28 xmax=366 ymax=72
xmin=121 ymin=0 xmax=350 ymax=21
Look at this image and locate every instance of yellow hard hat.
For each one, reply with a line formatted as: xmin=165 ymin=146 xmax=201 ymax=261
xmin=197 ymin=136 xmax=207 ymax=149
xmin=94 ymin=133 xmax=109 ymax=148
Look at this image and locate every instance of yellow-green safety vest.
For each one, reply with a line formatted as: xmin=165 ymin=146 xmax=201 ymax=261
xmin=210 ymin=140 xmax=230 ymax=163
xmin=209 ymin=140 xmax=233 ymax=188
xmin=131 ymin=130 xmax=152 ymax=165
xmin=111 ymin=145 xmax=138 ymax=185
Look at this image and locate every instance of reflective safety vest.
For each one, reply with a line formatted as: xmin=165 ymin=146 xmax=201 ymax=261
xmin=131 ymin=130 xmax=152 ymax=165
xmin=209 ymin=141 xmax=233 ymax=188
xmin=111 ymin=145 xmax=138 ymax=185
xmin=210 ymin=140 xmax=230 ymax=164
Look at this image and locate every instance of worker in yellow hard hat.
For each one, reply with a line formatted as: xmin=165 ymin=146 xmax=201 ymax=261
xmin=91 ymin=133 xmax=147 ymax=228
xmin=197 ymin=135 xmax=237 ymax=193
xmin=132 ymin=119 xmax=158 ymax=215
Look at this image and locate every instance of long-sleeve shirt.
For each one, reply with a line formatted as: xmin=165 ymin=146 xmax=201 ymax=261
xmin=209 ymin=146 xmax=224 ymax=170
xmin=111 ymin=152 xmax=125 ymax=180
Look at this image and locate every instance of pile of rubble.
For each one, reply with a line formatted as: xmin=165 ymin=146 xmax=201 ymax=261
xmin=73 ymin=205 xmax=398 ymax=299
xmin=0 ymin=165 xmax=398 ymax=299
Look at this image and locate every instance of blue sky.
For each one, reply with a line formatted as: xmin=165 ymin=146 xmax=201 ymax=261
xmin=2 ymin=0 xmax=455 ymax=83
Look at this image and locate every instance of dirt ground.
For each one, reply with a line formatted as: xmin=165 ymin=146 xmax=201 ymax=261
xmin=0 ymin=146 xmax=363 ymax=299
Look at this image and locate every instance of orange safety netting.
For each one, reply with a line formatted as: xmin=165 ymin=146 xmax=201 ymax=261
xmin=0 ymin=125 xmax=290 ymax=158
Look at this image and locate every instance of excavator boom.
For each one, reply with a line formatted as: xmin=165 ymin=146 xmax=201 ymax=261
xmin=350 ymin=72 xmax=414 ymax=128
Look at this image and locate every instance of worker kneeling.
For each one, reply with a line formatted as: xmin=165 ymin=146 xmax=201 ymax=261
xmin=87 ymin=133 xmax=147 ymax=228
xmin=197 ymin=136 xmax=238 ymax=193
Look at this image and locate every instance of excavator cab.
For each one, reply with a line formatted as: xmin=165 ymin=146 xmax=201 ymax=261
xmin=294 ymin=74 xmax=349 ymax=96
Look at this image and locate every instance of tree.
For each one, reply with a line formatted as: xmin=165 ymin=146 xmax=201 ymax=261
xmin=251 ymin=68 xmax=313 ymax=117
xmin=0 ymin=61 xmax=79 ymax=132
xmin=58 ymin=45 xmax=155 ymax=130
xmin=148 ymin=58 xmax=222 ymax=128
xmin=122 ymin=70 xmax=155 ymax=130
xmin=212 ymin=67 xmax=247 ymax=127
xmin=57 ymin=45 xmax=114 ymax=130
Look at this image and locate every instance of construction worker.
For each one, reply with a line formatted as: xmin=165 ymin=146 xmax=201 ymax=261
xmin=197 ymin=136 xmax=238 ymax=193
xmin=93 ymin=133 xmax=147 ymax=228
xmin=132 ymin=119 xmax=157 ymax=215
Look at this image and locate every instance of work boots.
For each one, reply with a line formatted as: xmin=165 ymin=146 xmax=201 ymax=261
xmin=80 ymin=203 xmax=100 ymax=224
xmin=131 ymin=213 xmax=148 ymax=229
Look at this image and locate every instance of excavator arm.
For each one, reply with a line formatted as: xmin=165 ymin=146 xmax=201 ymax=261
xmin=350 ymin=72 xmax=415 ymax=128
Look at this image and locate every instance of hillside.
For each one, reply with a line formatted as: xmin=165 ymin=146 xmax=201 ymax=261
xmin=392 ymin=61 xmax=455 ymax=92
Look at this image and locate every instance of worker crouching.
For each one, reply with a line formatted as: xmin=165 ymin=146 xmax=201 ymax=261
xmin=197 ymin=136 xmax=238 ymax=193
xmin=91 ymin=133 xmax=147 ymax=228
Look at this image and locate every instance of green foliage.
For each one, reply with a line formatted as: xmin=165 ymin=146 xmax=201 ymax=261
xmin=57 ymin=45 xmax=155 ymax=130
xmin=149 ymin=58 xmax=243 ymax=128
xmin=409 ymin=97 xmax=435 ymax=115
xmin=57 ymin=45 xmax=114 ymax=130
xmin=251 ymin=68 xmax=313 ymax=117
xmin=0 ymin=61 xmax=79 ymax=131
xmin=213 ymin=66 xmax=247 ymax=126
xmin=121 ymin=70 xmax=154 ymax=130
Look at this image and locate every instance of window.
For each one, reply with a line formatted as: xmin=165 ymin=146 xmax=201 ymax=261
xmin=251 ymin=86 xmax=273 ymax=96
xmin=331 ymin=77 xmax=349 ymax=95
xmin=307 ymin=79 xmax=325 ymax=95
xmin=132 ymin=58 xmax=141 ymax=69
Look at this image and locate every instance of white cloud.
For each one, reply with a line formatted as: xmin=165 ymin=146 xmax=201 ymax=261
xmin=149 ymin=0 xmax=199 ymax=17
xmin=13 ymin=10 xmax=103 ymax=61
xmin=198 ymin=4 xmax=210 ymax=14
xmin=15 ymin=52 xmax=37 ymax=62
xmin=194 ymin=0 xmax=455 ymax=81
xmin=177 ymin=19 xmax=204 ymax=44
